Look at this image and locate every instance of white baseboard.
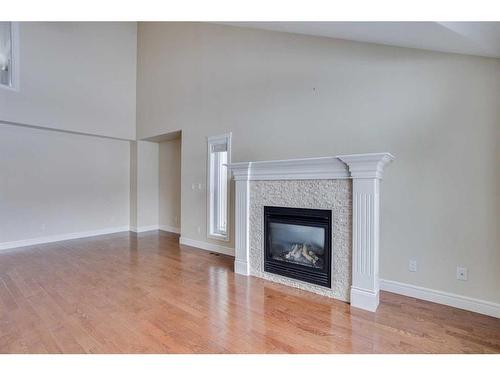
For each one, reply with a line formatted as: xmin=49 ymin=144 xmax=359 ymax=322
xmin=380 ymin=279 xmax=500 ymax=319
xmin=179 ymin=236 xmax=235 ymax=256
xmin=0 ymin=226 xmax=130 ymax=251
xmin=159 ymin=225 xmax=180 ymax=234
xmin=234 ymin=260 xmax=250 ymax=275
xmin=129 ymin=225 xmax=159 ymax=233
xmin=350 ymin=287 xmax=379 ymax=312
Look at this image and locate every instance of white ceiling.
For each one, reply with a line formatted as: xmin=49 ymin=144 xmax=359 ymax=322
xmin=220 ymin=22 xmax=500 ymax=59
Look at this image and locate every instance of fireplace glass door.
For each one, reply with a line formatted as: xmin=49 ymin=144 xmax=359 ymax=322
xmin=264 ymin=206 xmax=332 ymax=288
xmin=268 ymin=222 xmax=325 ymax=269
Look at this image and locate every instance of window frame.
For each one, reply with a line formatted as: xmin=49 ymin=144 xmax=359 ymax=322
xmin=0 ymin=21 xmax=20 ymax=91
xmin=206 ymin=132 xmax=232 ymax=242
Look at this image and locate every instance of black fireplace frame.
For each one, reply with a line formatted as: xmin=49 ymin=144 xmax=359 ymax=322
xmin=264 ymin=206 xmax=332 ymax=288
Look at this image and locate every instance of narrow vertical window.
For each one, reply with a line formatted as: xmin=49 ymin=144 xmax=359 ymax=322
xmin=207 ymin=133 xmax=231 ymax=241
xmin=0 ymin=22 xmax=18 ymax=89
xmin=0 ymin=22 xmax=13 ymax=87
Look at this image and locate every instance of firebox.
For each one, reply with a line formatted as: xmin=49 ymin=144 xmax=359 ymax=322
xmin=264 ymin=206 xmax=332 ymax=288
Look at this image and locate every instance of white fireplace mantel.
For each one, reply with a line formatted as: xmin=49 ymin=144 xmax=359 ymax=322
xmin=228 ymin=153 xmax=394 ymax=312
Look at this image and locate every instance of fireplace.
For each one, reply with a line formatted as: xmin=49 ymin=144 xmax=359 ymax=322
xmin=229 ymin=153 xmax=394 ymax=311
xmin=264 ymin=206 xmax=332 ymax=288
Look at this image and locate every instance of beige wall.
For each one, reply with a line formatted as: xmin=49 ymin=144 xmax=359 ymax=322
xmin=159 ymin=138 xmax=181 ymax=231
xmin=136 ymin=22 xmax=500 ymax=303
xmin=0 ymin=123 xmax=130 ymax=244
xmin=0 ymin=22 xmax=137 ymax=140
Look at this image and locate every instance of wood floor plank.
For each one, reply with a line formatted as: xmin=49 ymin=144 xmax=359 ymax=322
xmin=0 ymin=230 xmax=498 ymax=354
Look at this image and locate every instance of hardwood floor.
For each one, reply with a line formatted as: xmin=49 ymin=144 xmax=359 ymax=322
xmin=0 ymin=231 xmax=498 ymax=354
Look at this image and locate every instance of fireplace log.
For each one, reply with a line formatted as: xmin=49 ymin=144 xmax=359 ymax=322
xmin=302 ymin=245 xmax=316 ymax=264
xmin=285 ymin=244 xmax=298 ymax=260
xmin=308 ymin=249 xmax=319 ymax=263
xmin=291 ymin=245 xmax=302 ymax=261
xmin=284 ymin=244 xmax=305 ymax=261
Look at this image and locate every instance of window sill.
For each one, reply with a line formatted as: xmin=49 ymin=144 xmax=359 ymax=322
xmin=207 ymin=233 xmax=230 ymax=242
xmin=0 ymin=83 xmax=19 ymax=92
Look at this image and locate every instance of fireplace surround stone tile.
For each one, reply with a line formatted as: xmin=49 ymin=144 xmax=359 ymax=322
xmin=249 ymin=179 xmax=352 ymax=301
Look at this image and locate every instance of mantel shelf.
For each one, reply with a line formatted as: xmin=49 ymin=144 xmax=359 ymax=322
xmin=228 ymin=153 xmax=394 ymax=181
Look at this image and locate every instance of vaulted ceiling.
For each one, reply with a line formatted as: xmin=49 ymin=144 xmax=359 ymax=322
xmin=220 ymin=22 xmax=500 ymax=59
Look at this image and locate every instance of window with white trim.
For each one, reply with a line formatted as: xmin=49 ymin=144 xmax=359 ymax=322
xmin=207 ymin=133 xmax=231 ymax=241
xmin=0 ymin=22 xmax=14 ymax=88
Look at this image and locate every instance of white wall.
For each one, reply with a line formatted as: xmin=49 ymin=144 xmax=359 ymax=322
xmin=0 ymin=22 xmax=137 ymax=247
xmin=136 ymin=22 xmax=500 ymax=304
xmin=0 ymin=123 xmax=130 ymax=245
xmin=159 ymin=138 xmax=181 ymax=232
xmin=0 ymin=22 xmax=137 ymax=140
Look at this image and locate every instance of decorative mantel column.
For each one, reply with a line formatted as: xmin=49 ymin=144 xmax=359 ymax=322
xmin=338 ymin=153 xmax=394 ymax=311
xmin=230 ymin=163 xmax=252 ymax=276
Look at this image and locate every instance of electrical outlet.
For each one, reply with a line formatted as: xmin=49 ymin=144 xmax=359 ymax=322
xmin=197 ymin=226 xmax=201 ymax=234
xmin=409 ymin=259 xmax=417 ymax=272
xmin=191 ymin=183 xmax=196 ymax=190
xmin=197 ymin=183 xmax=202 ymax=190
xmin=456 ymin=266 xmax=468 ymax=281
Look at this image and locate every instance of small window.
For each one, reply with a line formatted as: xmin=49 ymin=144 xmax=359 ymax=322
xmin=0 ymin=22 xmax=18 ymax=89
xmin=207 ymin=133 xmax=231 ymax=241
